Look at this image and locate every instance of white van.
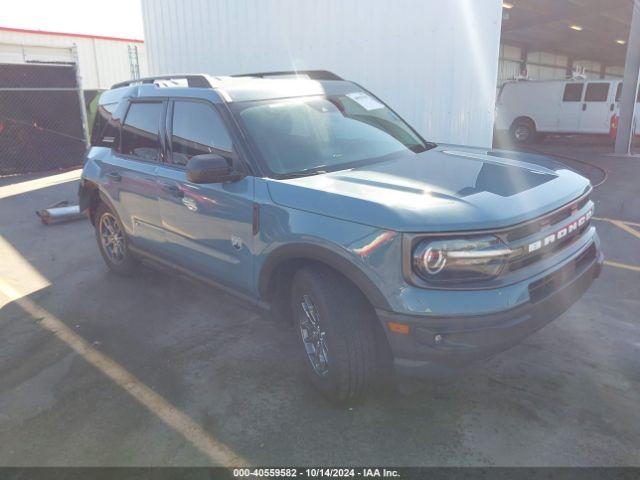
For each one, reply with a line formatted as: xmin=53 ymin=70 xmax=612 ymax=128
xmin=495 ymin=78 xmax=634 ymax=144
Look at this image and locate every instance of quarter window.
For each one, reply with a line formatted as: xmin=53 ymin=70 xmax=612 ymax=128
xmin=562 ymin=83 xmax=584 ymax=102
xmin=91 ymin=103 xmax=119 ymax=148
xmin=584 ymin=83 xmax=609 ymax=102
xmin=121 ymin=102 xmax=163 ymax=161
xmin=170 ymin=101 xmax=233 ymax=166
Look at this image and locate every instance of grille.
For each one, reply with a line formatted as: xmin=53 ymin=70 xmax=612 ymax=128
xmin=507 ymin=219 xmax=591 ymax=272
xmin=502 ymin=194 xmax=592 ymax=273
xmin=506 ymin=195 xmax=590 ymax=242
xmin=528 ymin=243 xmax=596 ymax=303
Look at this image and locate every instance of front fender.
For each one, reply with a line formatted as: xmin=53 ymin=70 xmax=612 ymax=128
xmin=258 ymin=241 xmax=393 ymax=310
xmin=255 ymin=202 xmax=403 ymax=311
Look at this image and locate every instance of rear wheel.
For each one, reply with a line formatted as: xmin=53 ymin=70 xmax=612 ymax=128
xmin=94 ymin=203 xmax=139 ymax=275
xmin=291 ymin=266 xmax=376 ymax=404
xmin=510 ymin=118 xmax=536 ymax=144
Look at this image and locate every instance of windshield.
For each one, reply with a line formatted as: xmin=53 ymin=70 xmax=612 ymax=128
xmin=233 ymin=92 xmax=431 ymax=177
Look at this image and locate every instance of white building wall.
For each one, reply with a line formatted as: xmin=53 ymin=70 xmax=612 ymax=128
xmin=141 ymin=0 xmax=503 ymax=148
xmin=0 ymin=28 xmax=148 ymax=90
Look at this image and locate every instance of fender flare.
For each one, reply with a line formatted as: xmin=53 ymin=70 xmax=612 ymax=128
xmin=78 ymin=180 xmax=98 ymax=214
xmin=79 ymin=180 xmax=119 ymax=225
xmin=258 ymin=242 xmax=391 ymax=311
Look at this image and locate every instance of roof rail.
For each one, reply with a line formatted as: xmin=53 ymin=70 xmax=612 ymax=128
xmin=111 ymin=74 xmax=213 ymax=89
xmin=233 ymin=70 xmax=343 ymax=81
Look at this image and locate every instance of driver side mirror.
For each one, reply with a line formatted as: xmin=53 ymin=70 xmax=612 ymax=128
xmin=186 ymin=154 xmax=243 ymax=184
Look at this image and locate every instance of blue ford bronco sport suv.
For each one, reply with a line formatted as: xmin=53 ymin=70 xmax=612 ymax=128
xmin=80 ymin=71 xmax=603 ymax=403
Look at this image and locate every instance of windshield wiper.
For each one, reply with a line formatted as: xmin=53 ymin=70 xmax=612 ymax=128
xmin=278 ymin=169 xmax=329 ymax=179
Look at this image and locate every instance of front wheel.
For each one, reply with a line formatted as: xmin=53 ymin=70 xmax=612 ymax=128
xmin=291 ymin=266 xmax=376 ymax=404
xmin=94 ymin=203 xmax=139 ymax=275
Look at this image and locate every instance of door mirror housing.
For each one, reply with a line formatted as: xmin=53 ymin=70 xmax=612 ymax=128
xmin=186 ymin=154 xmax=243 ymax=184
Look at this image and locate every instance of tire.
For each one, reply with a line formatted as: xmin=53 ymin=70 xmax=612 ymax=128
xmin=510 ymin=118 xmax=536 ymax=144
xmin=291 ymin=265 xmax=376 ymax=404
xmin=94 ymin=203 xmax=139 ymax=276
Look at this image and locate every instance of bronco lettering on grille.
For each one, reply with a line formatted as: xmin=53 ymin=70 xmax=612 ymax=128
xmin=528 ymin=209 xmax=593 ymax=253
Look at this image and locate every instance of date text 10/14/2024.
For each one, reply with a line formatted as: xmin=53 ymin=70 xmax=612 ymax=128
xmin=233 ymin=468 xmax=401 ymax=478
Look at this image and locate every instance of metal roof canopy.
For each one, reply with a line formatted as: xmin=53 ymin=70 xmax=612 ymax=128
xmin=501 ymin=0 xmax=632 ymax=67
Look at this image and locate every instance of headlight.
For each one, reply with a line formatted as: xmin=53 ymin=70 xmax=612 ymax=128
xmin=412 ymin=236 xmax=512 ymax=284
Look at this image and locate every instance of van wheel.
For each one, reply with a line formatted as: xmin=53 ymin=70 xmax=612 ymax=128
xmin=291 ymin=266 xmax=376 ymax=404
xmin=510 ymin=119 xmax=536 ymax=144
xmin=94 ymin=203 xmax=139 ymax=276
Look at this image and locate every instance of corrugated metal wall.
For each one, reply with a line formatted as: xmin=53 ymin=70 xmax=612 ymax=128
xmin=141 ymin=0 xmax=503 ymax=148
xmin=0 ymin=29 xmax=148 ymax=90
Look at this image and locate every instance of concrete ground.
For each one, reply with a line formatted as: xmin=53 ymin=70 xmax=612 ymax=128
xmin=0 ymin=143 xmax=639 ymax=467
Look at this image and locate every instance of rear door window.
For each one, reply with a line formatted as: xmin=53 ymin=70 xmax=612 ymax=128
xmin=613 ymin=84 xmax=640 ymax=102
xmin=170 ymin=100 xmax=233 ymax=166
xmin=562 ymin=83 xmax=584 ymax=102
xmin=121 ymin=102 xmax=163 ymax=161
xmin=584 ymin=83 xmax=610 ymax=102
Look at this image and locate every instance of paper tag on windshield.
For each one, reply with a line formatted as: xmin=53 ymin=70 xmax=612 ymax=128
xmin=346 ymin=92 xmax=384 ymax=111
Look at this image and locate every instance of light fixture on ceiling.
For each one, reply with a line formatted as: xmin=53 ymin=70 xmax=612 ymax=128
xmin=569 ymin=24 xmax=583 ymax=31
xmin=616 ymin=39 xmax=627 ymax=45
xmin=503 ymin=2 xmax=514 ymax=8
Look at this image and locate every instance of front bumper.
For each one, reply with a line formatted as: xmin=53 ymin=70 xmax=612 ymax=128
xmin=376 ymin=240 xmax=604 ymax=378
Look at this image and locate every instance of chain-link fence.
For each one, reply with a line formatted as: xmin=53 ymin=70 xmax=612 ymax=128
xmin=0 ymin=63 xmax=88 ymax=176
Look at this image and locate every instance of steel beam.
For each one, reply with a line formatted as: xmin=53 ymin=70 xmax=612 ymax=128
xmin=615 ymin=0 xmax=640 ymax=154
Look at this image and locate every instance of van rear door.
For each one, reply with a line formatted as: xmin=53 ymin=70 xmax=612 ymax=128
xmin=558 ymin=83 xmax=584 ymax=132
xmin=614 ymin=82 xmax=640 ymax=135
xmin=581 ymin=82 xmax=612 ymax=133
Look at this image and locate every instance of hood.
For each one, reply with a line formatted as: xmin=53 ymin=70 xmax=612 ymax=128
xmin=266 ymin=145 xmax=592 ymax=232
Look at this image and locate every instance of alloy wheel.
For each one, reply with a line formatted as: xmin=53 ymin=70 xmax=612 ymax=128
xmin=299 ymin=294 xmax=329 ymax=377
xmin=99 ymin=213 xmax=126 ymax=264
xmin=514 ymin=125 xmax=531 ymax=142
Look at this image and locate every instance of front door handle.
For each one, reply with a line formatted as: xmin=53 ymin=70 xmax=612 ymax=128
xmin=160 ymin=183 xmax=184 ymax=198
xmin=106 ymin=172 xmax=122 ymax=182
xmin=582 ymin=103 xmax=587 ymax=111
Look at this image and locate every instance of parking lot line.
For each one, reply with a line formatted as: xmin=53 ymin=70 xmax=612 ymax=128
xmin=0 ymin=169 xmax=81 ymax=200
xmin=594 ymin=216 xmax=640 ymax=230
xmin=0 ymin=279 xmax=247 ymax=466
xmin=604 ymin=260 xmax=640 ymax=273
xmin=609 ymin=220 xmax=640 ymax=242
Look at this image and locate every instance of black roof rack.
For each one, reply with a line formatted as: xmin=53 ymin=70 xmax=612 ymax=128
xmin=111 ymin=74 xmax=213 ymax=90
xmin=111 ymin=70 xmax=343 ymax=90
xmin=232 ymin=70 xmax=343 ymax=81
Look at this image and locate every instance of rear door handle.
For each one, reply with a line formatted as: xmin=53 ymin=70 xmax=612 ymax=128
xmin=159 ymin=183 xmax=184 ymax=198
xmin=106 ymin=172 xmax=121 ymax=182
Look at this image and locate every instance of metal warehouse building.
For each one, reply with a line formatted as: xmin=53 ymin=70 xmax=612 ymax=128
xmin=0 ymin=26 xmax=148 ymax=90
xmin=141 ymin=0 xmax=504 ymax=148
xmin=140 ymin=0 xmax=637 ymax=152
xmin=0 ymin=27 xmax=148 ymax=175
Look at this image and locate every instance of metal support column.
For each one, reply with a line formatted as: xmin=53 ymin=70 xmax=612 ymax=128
xmin=566 ymin=57 xmax=574 ymax=78
xmin=520 ymin=46 xmax=529 ymax=77
xmin=72 ymin=44 xmax=90 ymax=149
xmin=615 ymin=0 xmax=640 ymax=154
